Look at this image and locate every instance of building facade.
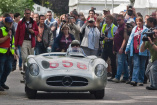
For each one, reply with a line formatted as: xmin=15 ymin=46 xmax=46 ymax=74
xmin=69 ymin=0 xmax=130 ymax=17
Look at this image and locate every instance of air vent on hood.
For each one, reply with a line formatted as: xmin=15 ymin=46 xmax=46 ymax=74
xmin=42 ymin=60 xmax=50 ymax=69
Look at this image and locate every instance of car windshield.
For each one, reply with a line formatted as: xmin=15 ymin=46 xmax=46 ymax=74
xmin=67 ymin=47 xmax=86 ymax=57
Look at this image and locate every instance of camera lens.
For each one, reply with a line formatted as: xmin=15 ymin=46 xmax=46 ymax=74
xmin=128 ymin=10 xmax=133 ymax=16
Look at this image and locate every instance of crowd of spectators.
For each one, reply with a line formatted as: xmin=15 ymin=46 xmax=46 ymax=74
xmin=1 ymin=5 xmax=157 ymax=91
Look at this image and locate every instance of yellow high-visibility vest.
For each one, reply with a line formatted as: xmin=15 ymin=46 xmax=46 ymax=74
xmin=102 ymin=24 xmax=116 ymax=45
xmin=0 ymin=27 xmax=15 ymax=55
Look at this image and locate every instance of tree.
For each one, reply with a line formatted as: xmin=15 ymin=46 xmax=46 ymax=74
xmin=49 ymin=0 xmax=69 ymax=16
xmin=33 ymin=0 xmax=52 ymax=7
xmin=0 ymin=0 xmax=34 ymax=16
xmin=33 ymin=0 xmax=69 ymax=16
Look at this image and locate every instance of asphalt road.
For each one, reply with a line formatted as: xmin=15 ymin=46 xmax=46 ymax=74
xmin=0 ymin=70 xmax=157 ymax=105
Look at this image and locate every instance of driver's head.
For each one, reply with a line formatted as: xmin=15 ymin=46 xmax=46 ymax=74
xmin=71 ymin=40 xmax=80 ymax=48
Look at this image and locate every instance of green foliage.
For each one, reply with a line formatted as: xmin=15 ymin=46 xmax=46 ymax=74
xmin=0 ymin=0 xmax=34 ymax=16
xmin=33 ymin=0 xmax=69 ymax=16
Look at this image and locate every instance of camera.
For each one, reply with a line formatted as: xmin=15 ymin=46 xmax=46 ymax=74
xmin=26 ymin=28 xmax=31 ymax=34
xmin=68 ymin=17 xmax=74 ymax=19
xmin=142 ymin=28 xmax=155 ymax=41
xmin=88 ymin=21 xmax=94 ymax=23
xmin=128 ymin=5 xmax=133 ymax=16
xmin=128 ymin=5 xmax=132 ymax=8
xmin=62 ymin=20 xmax=66 ymax=23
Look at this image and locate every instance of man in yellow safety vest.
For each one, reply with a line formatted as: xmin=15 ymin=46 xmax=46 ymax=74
xmin=101 ymin=14 xmax=117 ymax=81
xmin=0 ymin=17 xmax=17 ymax=91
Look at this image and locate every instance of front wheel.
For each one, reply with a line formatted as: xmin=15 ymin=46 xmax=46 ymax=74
xmin=25 ymin=85 xmax=37 ymax=99
xmin=94 ymin=89 xmax=104 ymax=99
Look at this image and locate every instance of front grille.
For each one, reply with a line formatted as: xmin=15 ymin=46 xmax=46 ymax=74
xmin=46 ymin=76 xmax=88 ymax=86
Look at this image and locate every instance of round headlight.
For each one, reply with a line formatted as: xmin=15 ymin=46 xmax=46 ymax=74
xmin=95 ymin=64 xmax=105 ymax=77
xmin=29 ymin=63 xmax=39 ymax=76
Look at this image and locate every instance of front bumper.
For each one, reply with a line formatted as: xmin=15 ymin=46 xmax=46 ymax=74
xmin=25 ymin=69 xmax=107 ymax=92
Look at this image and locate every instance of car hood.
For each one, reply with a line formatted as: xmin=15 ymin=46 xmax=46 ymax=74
xmin=34 ymin=56 xmax=92 ymax=71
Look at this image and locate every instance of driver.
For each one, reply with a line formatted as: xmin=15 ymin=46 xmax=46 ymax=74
xmin=67 ymin=40 xmax=86 ymax=56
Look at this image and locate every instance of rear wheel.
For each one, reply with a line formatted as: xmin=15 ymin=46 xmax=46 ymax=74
xmin=94 ymin=89 xmax=104 ymax=99
xmin=25 ymin=85 xmax=37 ymax=99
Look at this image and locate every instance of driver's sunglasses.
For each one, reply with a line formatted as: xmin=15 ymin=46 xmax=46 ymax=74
xmin=71 ymin=44 xmax=80 ymax=47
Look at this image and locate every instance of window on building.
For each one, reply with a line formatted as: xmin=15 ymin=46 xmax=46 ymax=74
xmin=37 ymin=7 xmax=40 ymax=11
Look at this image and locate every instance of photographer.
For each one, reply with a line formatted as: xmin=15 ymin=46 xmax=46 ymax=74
xmin=124 ymin=20 xmax=134 ymax=84
xmin=124 ymin=5 xmax=138 ymax=22
xmin=140 ymin=28 xmax=157 ymax=90
xmin=144 ymin=17 xmax=156 ymax=84
xmin=80 ymin=18 xmax=100 ymax=56
xmin=68 ymin=16 xmax=81 ymax=42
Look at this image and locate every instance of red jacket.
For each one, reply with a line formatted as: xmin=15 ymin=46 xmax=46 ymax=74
xmin=15 ymin=17 xmax=39 ymax=48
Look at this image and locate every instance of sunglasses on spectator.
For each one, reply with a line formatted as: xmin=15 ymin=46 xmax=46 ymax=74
xmin=71 ymin=44 xmax=80 ymax=47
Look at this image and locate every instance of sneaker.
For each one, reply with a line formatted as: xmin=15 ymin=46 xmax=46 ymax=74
xmin=138 ymin=83 xmax=144 ymax=86
xmin=112 ymin=78 xmax=120 ymax=83
xmin=120 ymin=79 xmax=127 ymax=83
xmin=146 ymin=85 xmax=157 ymax=90
xmin=21 ymin=70 xmax=25 ymax=75
xmin=130 ymin=81 xmax=137 ymax=86
xmin=126 ymin=80 xmax=131 ymax=84
xmin=20 ymin=80 xmax=25 ymax=83
xmin=0 ymin=86 xmax=4 ymax=91
xmin=108 ymin=77 xmax=114 ymax=81
xmin=1 ymin=84 xmax=9 ymax=89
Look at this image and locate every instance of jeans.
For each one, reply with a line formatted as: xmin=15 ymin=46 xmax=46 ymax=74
xmin=35 ymin=42 xmax=47 ymax=55
xmin=146 ymin=60 xmax=157 ymax=88
xmin=115 ymin=53 xmax=129 ymax=80
xmin=0 ymin=54 xmax=13 ymax=86
xmin=132 ymin=54 xmax=147 ymax=83
xmin=128 ymin=53 xmax=133 ymax=80
xmin=18 ymin=46 xmax=22 ymax=68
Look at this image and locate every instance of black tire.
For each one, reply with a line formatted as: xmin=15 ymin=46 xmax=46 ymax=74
xmin=94 ymin=89 xmax=104 ymax=99
xmin=25 ymin=85 xmax=37 ymax=99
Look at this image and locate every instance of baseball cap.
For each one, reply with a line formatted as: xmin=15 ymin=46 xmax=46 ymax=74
xmin=5 ymin=17 xmax=13 ymax=23
xmin=103 ymin=8 xmax=109 ymax=11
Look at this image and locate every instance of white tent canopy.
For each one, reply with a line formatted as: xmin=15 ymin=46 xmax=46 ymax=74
xmin=110 ymin=3 xmax=128 ymax=14
xmin=134 ymin=0 xmax=157 ymax=17
xmin=69 ymin=0 xmax=130 ymax=17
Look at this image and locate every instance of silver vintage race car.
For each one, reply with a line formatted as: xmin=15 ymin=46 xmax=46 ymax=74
xmin=24 ymin=48 xmax=108 ymax=99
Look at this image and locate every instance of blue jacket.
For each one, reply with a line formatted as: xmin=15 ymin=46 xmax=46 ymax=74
xmin=125 ymin=26 xmax=148 ymax=56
